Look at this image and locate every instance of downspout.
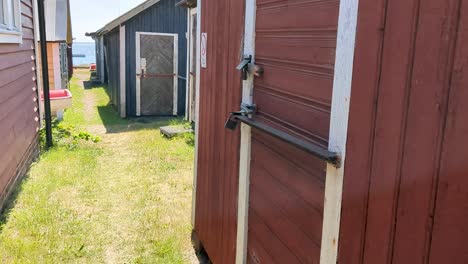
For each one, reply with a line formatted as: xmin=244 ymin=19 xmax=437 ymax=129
xmin=37 ymin=0 xmax=53 ymax=148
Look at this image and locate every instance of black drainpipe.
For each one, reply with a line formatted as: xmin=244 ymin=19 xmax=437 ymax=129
xmin=37 ymin=0 xmax=53 ymax=148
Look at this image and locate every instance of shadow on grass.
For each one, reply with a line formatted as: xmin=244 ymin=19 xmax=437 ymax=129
xmin=97 ymin=104 xmax=186 ymax=134
xmin=83 ymin=80 xmax=102 ymax=90
xmin=92 ymin=79 xmax=188 ymax=134
xmin=0 ymin=165 xmax=33 ymax=233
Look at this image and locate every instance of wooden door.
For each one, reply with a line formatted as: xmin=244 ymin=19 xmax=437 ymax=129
xmin=243 ymin=1 xmax=340 ymax=263
xmin=136 ymin=32 xmax=178 ymax=116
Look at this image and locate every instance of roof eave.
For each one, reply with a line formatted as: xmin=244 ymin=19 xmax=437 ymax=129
xmin=93 ymin=0 xmax=161 ymax=36
xmin=175 ymin=0 xmax=197 ymax=8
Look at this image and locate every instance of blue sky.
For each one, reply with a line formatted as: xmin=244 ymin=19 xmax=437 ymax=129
xmin=70 ymin=0 xmax=146 ymax=42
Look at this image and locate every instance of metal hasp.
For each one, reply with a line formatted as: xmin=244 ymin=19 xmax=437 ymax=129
xmin=236 ymin=55 xmax=252 ymax=80
xmin=225 ymin=104 xmax=257 ymax=130
xmin=226 ymin=114 xmax=341 ymax=168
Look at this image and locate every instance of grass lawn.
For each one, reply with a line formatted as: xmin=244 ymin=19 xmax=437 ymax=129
xmin=0 ymin=70 xmax=196 ymax=263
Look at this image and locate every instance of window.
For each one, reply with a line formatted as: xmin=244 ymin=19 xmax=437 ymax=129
xmin=0 ymin=0 xmax=22 ymax=43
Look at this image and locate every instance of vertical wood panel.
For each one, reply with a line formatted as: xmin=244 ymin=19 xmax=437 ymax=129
xmin=428 ymin=2 xmax=468 ymax=262
xmin=336 ymin=0 xmax=387 ymax=262
xmin=391 ymin=0 xmax=461 ymax=262
xmin=194 ymin=0 xmax=244 ymax=263
xmin=246 ymin=0 xmax=339 ymax=263
xmin=340 ymin=0 xmax=468 ymax=263
xmin=360 ymin=0 xmax=422 ymax=262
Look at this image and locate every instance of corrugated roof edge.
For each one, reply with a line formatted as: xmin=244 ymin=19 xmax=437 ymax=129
xmin=86 ymin=0 xmax=161 ymax=37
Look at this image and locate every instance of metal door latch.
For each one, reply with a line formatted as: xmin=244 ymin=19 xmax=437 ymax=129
xmin=236 ymin=55 xmax=264 ymax=80
xmin=236 ymin=55 xmax=252 ymax=80
xmin=225 ymin=104 xmax=257 ymax=130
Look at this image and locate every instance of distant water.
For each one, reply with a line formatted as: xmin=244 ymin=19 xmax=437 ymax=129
xmin=72 ymin=42 xmax=96 ymax=67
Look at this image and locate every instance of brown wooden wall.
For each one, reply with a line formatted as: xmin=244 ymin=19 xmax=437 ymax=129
xmin=194 ymin=0 xmax=245 ymax=263
xmin=37 ymin=42 xmax=58 ymax=90
xmin=340 ymin=0 xmax=468 ymax=263
xmin=0 ymin=0 xmax=40 ymax=209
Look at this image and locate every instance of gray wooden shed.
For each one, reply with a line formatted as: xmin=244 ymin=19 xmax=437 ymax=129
xmin=88 ymin=0 xmax=187 ymax=117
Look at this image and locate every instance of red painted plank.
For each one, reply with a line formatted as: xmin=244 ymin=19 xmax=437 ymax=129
xmin=338 ymin=0 xmax=387 ymax=262
xmin=0 ymin=49 xmax=35 ymax=71
xmin=360 ymin=0 xmax=422 ymax=262
xmin=428 ymin=2 xmax=468 ymax=262
xmin=0 ymin=1 xmax=39 ymax=210
xmin=249 ymin=187 xmax=321 ymax=264
xmin=250 ymin=160 xmax=323 ymax=244
xmin=0 ymin=39 xmax=34 ymax=55
xmin=248 ymin=210 xmax=301 ymax=264
xmin=251 ymin=137 xmax=325 ymax=211
xmin=340 ymin=0 xmax=468 ymax=263
xmin=391 ymin=0 xmax=462 ymax=262
xmin=194 ymin=0 xmax=244 ymax=263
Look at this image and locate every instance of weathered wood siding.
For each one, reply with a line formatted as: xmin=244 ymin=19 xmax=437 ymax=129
xmin=104 ymin=28 xmax=120 ymax=109
xmin=194 ymin=0 xmax=245 ymax=263
xmin=0 ymin=0 xmax=40 ymax=210
xmin=340 ymin=0 xmax=468 ymax=263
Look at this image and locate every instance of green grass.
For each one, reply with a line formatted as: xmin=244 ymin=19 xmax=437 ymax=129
xmin=0 ymin=70 xmax=196 ymax=263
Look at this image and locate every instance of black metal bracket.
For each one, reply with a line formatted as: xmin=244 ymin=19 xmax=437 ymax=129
xmin=225 ymin=104 xmax=257 ymax=130
xmin=236 ymin=55 xmax=252 ymax=80
xmin=225 ymin=113 xmax=341 ymax=167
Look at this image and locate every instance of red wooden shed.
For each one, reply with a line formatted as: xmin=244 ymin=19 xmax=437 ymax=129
xmin=191 ymin=0 xmax=468 ymax=263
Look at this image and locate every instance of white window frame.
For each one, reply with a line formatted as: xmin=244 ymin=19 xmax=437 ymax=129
xmin=0 ymin=0 xmax=22 ymax=44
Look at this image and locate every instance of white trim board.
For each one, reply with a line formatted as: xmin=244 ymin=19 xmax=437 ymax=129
xmin=135 ymin=32 xmax=179 ymax=116
xmin=320 ymin=0 xmax=359 ymax=263
xmin=32 ymin=0 xmax=43 ymax=127
xmin=191 ymin=3 xmax=201 ymax=227
xmin=136 ymin=32 xmax=141 ymax=116
xmin=173 ymin=34 xmax=179 ymax=115
xmin=119 ymin=25 xmax=126 ymax=118
xmin=235 ymin=0 xmax=256 ymax=263
xmin=186 ymin=7 xmax=198 ymax=122
xmin=184 ymin=8 xmax=191 ymax=121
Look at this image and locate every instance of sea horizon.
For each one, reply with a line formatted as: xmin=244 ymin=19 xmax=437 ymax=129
xmin=72 ymin=42 xmax=96 ymax=67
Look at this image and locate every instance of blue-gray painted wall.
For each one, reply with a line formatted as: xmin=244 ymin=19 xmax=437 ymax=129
xmin=103 ymin=0 xmax=187 ymax=117
xmin=104 ymin=28 xmax=120 ymax=109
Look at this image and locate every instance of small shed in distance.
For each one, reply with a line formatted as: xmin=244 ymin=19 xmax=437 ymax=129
xmin=38 ymin=0 xmax=73 ymax=91
xmin=88 ymin=0 xmax=187 ymax=118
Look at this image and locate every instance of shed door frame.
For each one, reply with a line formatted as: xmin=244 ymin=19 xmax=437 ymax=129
xmin=135 ymin=32 xmax=179 ymax=116
xmin=191 ymin=4 xmax=201 ymax=227
xmin=119 ymin=25 xmax=126 ymax=118
xmin=234 ymin=0 xmax=360 ymax=263
xmin=185 ymin=7 xmax=198 ymax=122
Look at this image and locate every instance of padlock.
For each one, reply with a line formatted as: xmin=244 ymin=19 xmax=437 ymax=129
xmin=225 ymin=116 xmax=239 ymax=130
